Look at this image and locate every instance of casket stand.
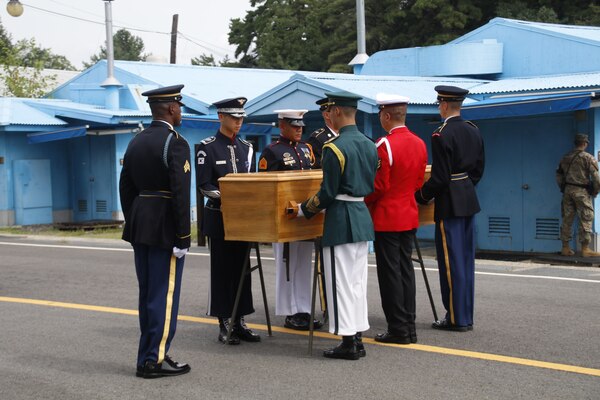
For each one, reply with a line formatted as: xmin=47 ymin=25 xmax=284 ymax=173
xmin=219 ymin=168 xmax=436 ymax=352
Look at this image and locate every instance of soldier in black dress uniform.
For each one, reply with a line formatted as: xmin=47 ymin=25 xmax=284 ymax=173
xmin=307 ymin=98 xmax=338 ymax=168
xmin=195 ymin=97 xmax=261 ymax=345
xmin=120 ymin=84 xmax=192 ymax=378
xmin=258 ymin=109 xmax=323 ymax=331
xmin=415 ymin=85 xmax=485 ymax=332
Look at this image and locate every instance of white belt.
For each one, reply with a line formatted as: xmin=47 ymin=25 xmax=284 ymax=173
xmin=335 ymin=194 xmax=364 ymax=202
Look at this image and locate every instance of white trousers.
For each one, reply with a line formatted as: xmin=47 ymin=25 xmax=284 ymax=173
xmin=323 ymin=242 xmax=370 ymax=336
xmin=274 ymin=241 xmax=314 ymax=316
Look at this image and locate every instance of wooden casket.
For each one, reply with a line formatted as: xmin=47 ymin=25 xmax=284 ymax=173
xmin=418 ymin=165 xmax=435 ymax=226
xmin=219 ymin=166 xmax=434 ymax=242
xmin=219 ymin=170 xmax=324 ymax=243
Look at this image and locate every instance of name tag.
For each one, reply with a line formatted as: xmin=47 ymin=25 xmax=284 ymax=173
xmin=216 ymin=160 xmax=226 ymax=165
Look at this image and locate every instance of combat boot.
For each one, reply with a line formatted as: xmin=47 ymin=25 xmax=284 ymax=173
xmin=581 ymin=245 xmax=600 ymax=257
xmin=561 ymin=242 xmax=574 ymax=256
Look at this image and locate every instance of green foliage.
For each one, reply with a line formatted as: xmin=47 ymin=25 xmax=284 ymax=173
xmin=0 ymin=39 xmax=58 ymax=98
xmin=227 ymin=0 xmax=600 ymax=72
xmin=84 ymin=29 xmax=147 ymax=69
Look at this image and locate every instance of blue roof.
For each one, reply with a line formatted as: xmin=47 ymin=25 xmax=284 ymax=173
xmin=452 ymin=17 xmax=600 ymax=46
xmin=0 ymin=98 xmax=67 ymax=127
xmin=469 ymin=72 xmax=600 ymax=95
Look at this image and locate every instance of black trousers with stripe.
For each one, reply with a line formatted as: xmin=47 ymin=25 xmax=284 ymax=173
xmin=434 ymin=216 xmax=475 ymax=327
xmin=133 ymin=244 xmax=185 ymax=367
xmin=374 ymin=230 xmax=416 ymax=335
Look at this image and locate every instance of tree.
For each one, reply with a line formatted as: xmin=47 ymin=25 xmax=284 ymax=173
xmin=84 ymin=28 xmax=147 ymax=68
xmin=227 ymin=0 xmax=600 ymax=72
xmin=191 ymin=53 xmax=217 ymax=66
xmin=0 ymin=40 xmax=57 ymax=98
xmin=13 ymin=38 xmax=75 ymax=70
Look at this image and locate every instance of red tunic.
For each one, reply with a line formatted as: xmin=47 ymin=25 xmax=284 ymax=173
xmin=365 ymin=126 xmax=427 ymax=232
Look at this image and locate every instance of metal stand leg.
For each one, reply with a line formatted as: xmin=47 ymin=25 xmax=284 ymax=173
xmin=412 ymin=236 xmax=439 ymax=322
xmin=308 ymin=238 xmax=321 ymax=355
xmin=226 ymin=242 xmax=272 ymax=343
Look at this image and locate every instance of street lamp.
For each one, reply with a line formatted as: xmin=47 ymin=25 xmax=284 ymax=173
xmin=6 ymin=0 xmax=24 ymax=17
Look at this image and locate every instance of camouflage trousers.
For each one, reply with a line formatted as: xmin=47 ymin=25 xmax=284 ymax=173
xmin=560 ymin=186 xmax=595 ymax=244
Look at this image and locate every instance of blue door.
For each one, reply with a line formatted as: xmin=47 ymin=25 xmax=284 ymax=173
xmin=476 ymin=115 xmax=572 ymax=252
xmin=71 ymin=136 xmax=114 ymax=221
xmin=13 ymin=159 xmax=53 ymax=225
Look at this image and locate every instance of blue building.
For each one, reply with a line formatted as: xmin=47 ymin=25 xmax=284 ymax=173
xmin=1 ymin=18 xmax=599 ymax=254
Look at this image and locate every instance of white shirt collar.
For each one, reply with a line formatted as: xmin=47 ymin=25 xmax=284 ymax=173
xmin=154 ymin=120 xmax=174 ymax=130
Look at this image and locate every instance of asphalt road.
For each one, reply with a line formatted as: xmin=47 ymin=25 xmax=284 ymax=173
xmin=0 ymin=235 xmax=599 ymax=400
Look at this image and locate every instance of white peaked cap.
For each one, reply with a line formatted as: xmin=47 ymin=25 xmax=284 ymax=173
xmin=273 ymin=109 xmax=308 ymax=119
xmin=375 ymin=93 xmax=410 ymax=106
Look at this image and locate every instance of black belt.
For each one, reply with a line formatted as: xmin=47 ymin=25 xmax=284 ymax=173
xmin=139 ymin=190 xmax=172 ymax=199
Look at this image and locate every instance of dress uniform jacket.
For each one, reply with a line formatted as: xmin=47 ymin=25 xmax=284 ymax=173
xmin=120 ymin=120 xmax=191 ymax=249
xmin=258 ymin=137 xmax=314 ymax=171
xmin=365 ymin=126 xmax=427 ymax=231
xmin=195 ymin=131 xmax=256 ymax=318
xmin=418 ymin=116 xmax=484 ymax=221
xmin=196 ymin=131 xmax=255 ymax=238
xmin=301 ymin=125 xmax=378 ymax=247
xmin=306 ymin=126 xmax=337 ymax=169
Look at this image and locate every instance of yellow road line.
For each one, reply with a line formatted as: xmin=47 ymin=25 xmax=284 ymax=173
xmin=1 ymin=295 xmax=599 ymax=378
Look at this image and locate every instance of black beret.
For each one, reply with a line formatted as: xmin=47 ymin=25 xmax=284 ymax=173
xmin=142 ymin=84 xmax=185 ymax=105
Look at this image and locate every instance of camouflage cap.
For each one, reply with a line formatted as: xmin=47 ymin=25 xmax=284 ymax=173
xmin=575 ymin=134 xmax=589 ymax=144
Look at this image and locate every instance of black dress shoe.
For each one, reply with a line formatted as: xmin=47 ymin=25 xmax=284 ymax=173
xmin=323 ymin=341 xmax=360 ymax=361
xmin=233 ymin=318 xmax=261 ymax=342
xmin=409 ymin=324 xmax=418 ymax=343
xmin=218 ymin=318 xmax=241 ymax=345
xmin=374 ymin=331 xmax=411 ymax=344
xmin=284 ymin=314 xmax=309 ymax=330
xmin=142 ymin=356 xmax=190 ymax=379
xmin=300 ymin=313 xmax=324 ymax=330
xmin=431 ymin=319 xmax=469 ymax=332
xmin=136 ymin=366 xmax=143 ymax=378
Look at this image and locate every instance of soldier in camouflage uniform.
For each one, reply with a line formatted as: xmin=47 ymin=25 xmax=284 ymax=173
xmin=556 ymin=134 xmax=600 ymax=257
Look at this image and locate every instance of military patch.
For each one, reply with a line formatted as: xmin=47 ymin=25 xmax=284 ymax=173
xmin=184 ymin=160 xmax=191 ymax=173
xmin=196 ymin=150 xmax=206 ymax=165
xmin=200 ymin=136 xmax=216 ymax=145
xmin=259 ymin=157 xmax=267 ymax=170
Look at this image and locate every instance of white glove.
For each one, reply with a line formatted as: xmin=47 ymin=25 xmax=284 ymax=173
xmin=297 ymin=206 xmax=304 ymax=218
xmin=173 ymin=247 xmax=188 ymax=258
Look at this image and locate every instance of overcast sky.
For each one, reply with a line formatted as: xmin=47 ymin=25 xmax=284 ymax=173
xmin=1 ymin=0 xmax=253 ymax=69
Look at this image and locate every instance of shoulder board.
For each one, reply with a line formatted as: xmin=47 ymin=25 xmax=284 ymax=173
xmin=239 ymin=138 xmax=253 ymax=147
xmin=465 ymin=120 xmax=478 ymax=128
xmin=325 ymin=135 xmax=339 ymax=144
xmin=200 ymin=136 xmax=216 ymax=145
xmin=311 ymin=127 xmax=325 ymax=136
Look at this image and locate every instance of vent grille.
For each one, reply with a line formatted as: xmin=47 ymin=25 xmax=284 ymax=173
xmin=96 ymin=200 xmax=107 ymax=213
xmin=78 ymin=200 xmax=87 ymax=213
xmin=489 ymin=216 xmax=510 ymax=236
xmin=536 ymin=218 xmax=559 ymax=239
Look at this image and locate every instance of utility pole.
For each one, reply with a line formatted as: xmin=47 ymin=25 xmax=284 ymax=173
xmin=170 ymin=14 xmax=179 ymax=64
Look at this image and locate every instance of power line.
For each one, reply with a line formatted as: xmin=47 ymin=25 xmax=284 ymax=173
xmin=20 ymin=2 xmax=233 ymax=57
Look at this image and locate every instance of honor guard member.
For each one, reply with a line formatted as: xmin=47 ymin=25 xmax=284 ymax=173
xmin=415 ymin=85 xmax=485 ymax=332
xmin=556 ymin=133 xmax=600 ymax=257
xmin=258 ymin=109 xmax=323 ymax=331
xmin=195 ymin=96 xmax=261 ymax=345
xmin=306 ymin=97 xmax=338 ymax=168
xmin=366 ymin=93 xmax=427 ymax=345
xmin=295 ymin=91 xmax=378 ymax=360
xmin=119 ymin=84 xmax=192 ymax=378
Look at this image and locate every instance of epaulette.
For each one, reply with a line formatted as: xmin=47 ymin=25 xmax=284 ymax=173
xmin=311 ymin=127 xmax=325 ymax=137
xmin=200 ymin=136 xmax=216 ymax=145
xmin=466 ymin=120 xmax=478 ymax=128
xmin=325 ymin=134 xmax=339 ymax=144
xmin=239 ymin=137 xmax=253 ymax=148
